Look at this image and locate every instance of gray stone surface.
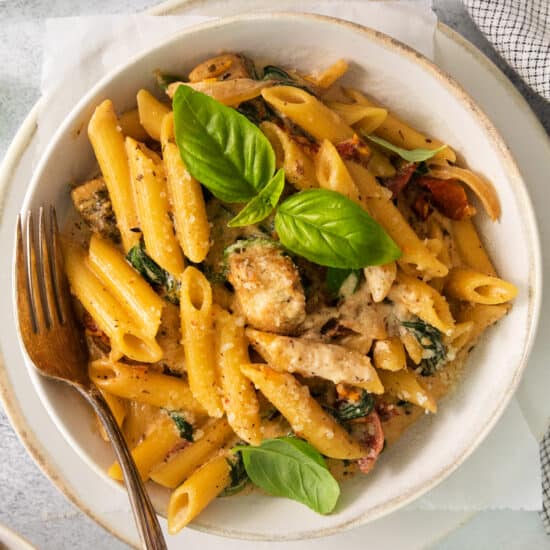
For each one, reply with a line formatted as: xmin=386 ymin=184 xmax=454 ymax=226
xmin=0 ymin=2 xmax=548 ymax=549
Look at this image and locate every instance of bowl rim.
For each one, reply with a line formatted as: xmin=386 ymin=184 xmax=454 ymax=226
xmin=10 ymin=11 xmax=543 ymax=541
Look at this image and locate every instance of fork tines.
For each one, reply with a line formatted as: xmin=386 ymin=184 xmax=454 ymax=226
xmin=17 ymin=206 xmax=66 ymax=334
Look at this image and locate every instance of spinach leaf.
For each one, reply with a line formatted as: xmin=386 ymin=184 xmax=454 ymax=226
xmin=365 ymin=135 xmax=448 ymax=163
xmin=155 ymin=71 xmax=183 ymax=92
xmin=334 ymin=390 xmax=375 ymax=422
xmin=275 ymin=189 xmax=401 ymax=269
xmin=262 ymin=65 xmax=315 ymax=94
xmin=402 ymin=317 xmax=447 ymax=376
xmin=233 ymin=437 xmax=340 ymax=514
xmin=228 ymin=168 xmax=285 ymax=227
xmin=220 ymin=452 xmax=249 ymax=497
xmin=126 ymin=242 xmax=180 ymax=304
xmin=326 ymin=267 xmax=362 ymax=298
xmin=237 ymin=97 xmax=276 ymax=125
xmin=167 ymin=411 xmax=193 ymax=441
xmin=173 ymin=86 xmax=276 ymax=203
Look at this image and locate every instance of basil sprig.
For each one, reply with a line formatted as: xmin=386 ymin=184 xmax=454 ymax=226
xmin=173 ymin=88 xmax=403 ymax=269
xmin=228 ymin=168 xmax=285 ymax=227
xmin=173 ymin=86 xmax=275 ymax=203
xmin=275 ymin=190 xmax=401 ymax=269
xmin=233 ymin=437 xmax=340 ymax=514
xmin=365 ymin=134 xmax=448 ymax=163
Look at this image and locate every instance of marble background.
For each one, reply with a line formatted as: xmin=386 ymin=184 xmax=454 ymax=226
xmin=1 ymin=1 xmax=548 ymax=549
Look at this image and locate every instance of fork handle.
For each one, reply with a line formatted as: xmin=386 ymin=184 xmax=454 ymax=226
xmin=78 ymin=385 xmax=168 ymax=550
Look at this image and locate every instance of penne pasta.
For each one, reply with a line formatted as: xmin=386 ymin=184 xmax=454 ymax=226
xmin=343 ymin=87 xmax=456 ymax=163
xmin=63 ymin=242 xmax=162 ymax=362
xmin=389 ymin=271 xmax=455 ymax=335
xmin=214 ymin=306 xmax=262 ymax=445
xmin=444 ymin=268 xmax=518 ymax=304
xmin=118 ymin=108 xmax=149 ymax=141
xmin=240 ymin=363 xmax=367 ymax=459
xmin=372 ymin=338 xmax=407 ymax=372
xmin=180 ymin=267 xmax=224 ymax=418
xmin=126 ymin=137 xmax=185 ymax=276
xmin=262 ymin=86 xmax=355 ymax=143
xmin=151 ymin=417 xmax=234 ymax=489
xmin=89 ymin=359 xmax=205 ymax=415
xmin=260 ymin=121 xmax=317 ymax=190
xmin=87 ymin=99 xmax=140 ymax=252
xmin=306 ymin=59 xmax=348 ymax=88
xmin=363 ymin=262 xmax=397 ymax=302
xmin=161 ymin=113 xmax=210 ymax=263
xmin=167 ymin=455 xmax=231 ymax=534
xmin=451 ymin=218 xmax=496 ymax=275
xmin=109 ymin=413 xmax=181 ymax=481
xmin=377 ymin=369 xmax=437 ymax=413
xmin=87 ymin=234 xmax=164 ymax=337
xmin=136 ymin=89 xmax=171 ymax=141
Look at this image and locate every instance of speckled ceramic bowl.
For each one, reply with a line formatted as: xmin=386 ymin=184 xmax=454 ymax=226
xmin=15 ymin=12 xmax=541 ymax=540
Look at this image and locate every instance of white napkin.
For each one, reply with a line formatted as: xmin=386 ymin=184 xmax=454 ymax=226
xmin=38 ymin=1 xmax=541 ymax=512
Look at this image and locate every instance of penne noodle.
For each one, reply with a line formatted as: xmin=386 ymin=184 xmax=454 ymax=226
xmin=63 ymin=242 xmax=162 ymax=362
xmin=241 ymin=363 xmax=367 ymax=459
xmin=87 ymin=99 xmax=140 ymax=252
xmin=150 ymin=417 xmax=234 ymax=489
xmin=136 ymin=89 xmax=171 ymax=141
xmin=89 ymin=359 xmax=205 ymax=415
xmin=343 ymin=87 xmax=456 ymax=163
xmin=444 ymin=268 xmax=518 ymax=305
xmin=161 ymin=113 xmax=210 ymax=263
xmin=260 ymin=121 xmax=317 ymax=190
xmin=118 ymin=108 xmax=149 ymax=141
xmin=167 ymin=455 xmax=231 ymax=534
xmin=214 ymin=306 xmax=262 ymax=445
xmin=109 ymin=413 xmax=181 ymax=481
xmin=180 ymin=267 xmax=224 ymax=418
xmin=126 ymin=137 xmax=185 ymax=276
xmin=262 ymin=86 xmax=355 ymax=143
xmin=389 ymin=271 xmax=455 ymax=335
xmin=372 ymin=337 xmax=407 ymax=372
xmin=377 ymin=369 xmax=437 ymax=413
xmin=87 ymin=234 xmax=164 ymax=337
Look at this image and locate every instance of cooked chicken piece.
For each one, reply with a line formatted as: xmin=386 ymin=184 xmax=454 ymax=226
xmin=226 ymin=240 xmax=306 ymax=334
xmin=246 ymin=328 xmax=383 ymax=394
xmin=188 ymin=53 xmax=256 ymax=82
xmin=70 ymin=177 xmax=120 ymax=243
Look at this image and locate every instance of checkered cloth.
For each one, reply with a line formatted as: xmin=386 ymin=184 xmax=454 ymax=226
xmin=464 ymin=0 xmax=550 ymax=534
xmin=541 ymin=429 xmax=550 ymax=533
xmin=463 ymin=0 xmax=550 ymax=101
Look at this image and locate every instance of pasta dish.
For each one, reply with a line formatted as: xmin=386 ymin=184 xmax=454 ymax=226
xmin=63 ymin=53 xmax=518 ymax=533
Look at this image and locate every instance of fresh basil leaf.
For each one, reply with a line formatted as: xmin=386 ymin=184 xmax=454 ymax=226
xmin=326 ymin=267 xmax=362 ymax=297
xmin=275 ymin=189 xmax=401 ymax=269
xmin=173 ymin=86 xmax=275 ymax=203
xmin=365 ymin=134 xmax=448 ymax=163
xmin=228 ymin=168 xmax=285 ymax=227
xmin=233 ymin=437 xmax=340 ymax=514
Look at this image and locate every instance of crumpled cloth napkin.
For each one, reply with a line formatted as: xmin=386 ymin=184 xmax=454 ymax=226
xmin=464 ymin=0 xmax=550 ymax=101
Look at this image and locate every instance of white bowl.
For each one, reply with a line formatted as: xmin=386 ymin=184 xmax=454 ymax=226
xmin=16 ymin=12 xmax=541 ymax=541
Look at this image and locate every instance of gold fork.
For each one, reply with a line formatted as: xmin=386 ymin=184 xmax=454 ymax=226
xmin=16 ymin=206 xmax=167 ymax=550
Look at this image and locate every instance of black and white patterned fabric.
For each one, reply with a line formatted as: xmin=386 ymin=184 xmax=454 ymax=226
xmin=463 ymin=0 xmax=550 ymax=101
xmin=541 ymin=429 xmax=550 ymax=533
